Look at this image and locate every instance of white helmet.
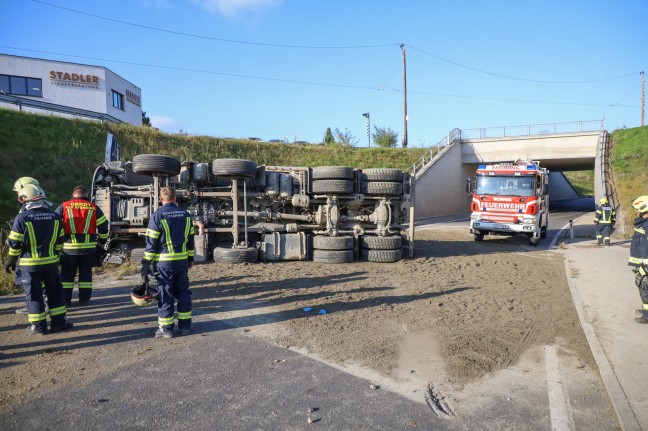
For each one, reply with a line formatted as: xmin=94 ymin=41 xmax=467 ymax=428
xmin=18 ymin=184 xmax=46 ymax=203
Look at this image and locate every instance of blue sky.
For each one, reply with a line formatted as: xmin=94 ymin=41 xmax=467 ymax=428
xmin=3 ymin=0 xmax=646 ymax=147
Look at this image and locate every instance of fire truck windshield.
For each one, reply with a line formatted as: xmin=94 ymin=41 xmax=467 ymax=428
xmin=475 ymin=175 xmax=536 ymax=197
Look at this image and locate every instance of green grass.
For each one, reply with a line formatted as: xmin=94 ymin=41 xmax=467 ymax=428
xmin=563 ymin=170 xmax=594 ymax=196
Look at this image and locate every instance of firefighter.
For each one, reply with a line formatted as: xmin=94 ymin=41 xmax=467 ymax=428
xmin=594 ymin=196 xmax=616 ymax=246
xmin=629 ymin=195 xmax=648 ymax=324
xmin=11 ymin=177 xmax=41 ymax=315
xmin=55 ymin=185 xmax=109 ymax=307
xmin=141 ymin=186 xmax=194 ymax=338
xmin=4 ymin=185 xmax=72 ymax=335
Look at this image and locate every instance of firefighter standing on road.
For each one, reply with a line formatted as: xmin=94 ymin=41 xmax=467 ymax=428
xmin=141 ymin=186 xmax=194 ymax=338
xmin=55 ymin=186 xmax=109 ymax=307
xmin=629 ymin=195 xmax=648 ymax=324
xmin=594 ymin=196 xmax=616 ymax=246
xmin=4 ymin=185 xmax=73 ymax=335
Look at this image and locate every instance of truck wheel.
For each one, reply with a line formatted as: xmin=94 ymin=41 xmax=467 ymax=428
xmin=360 ymin=249 xmax=402 ymax=263
xmin=473 ymin=233 xmax=484 ymax=242
xmin=311 ymin=179 xmax=354 ymax=194
xmin=528 ymin=236 xmax=539 ymax=246
xmin=313 ymin=235 xmax=354 ymax=250
xmin=212 ymin=159 xmax=257 ymax=177
xmin=213 ymin=246 xmax=258 ymax=263
xmin=360 ymin=235 xmax=401 ymax=250
xmin=132 ymin=154 xmax=181 ymax=176
xmin=312 ymin=249 xmax=354 ymax=264
xmin=360 ymin=181 xmax=403 ymax=195
xmin=360 ymin=168 xmax=403 ymax=182
xmin=311 ymin=166 xmax=354 ymax=180
xmin=129 ymin=248 xmax=146 ymax=265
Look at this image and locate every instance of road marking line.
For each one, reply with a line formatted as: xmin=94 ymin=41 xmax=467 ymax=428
xmin=549 ymin=214 xmax=589 ymax=249
xmin=545 ymin=345 xmax=575 ymax=431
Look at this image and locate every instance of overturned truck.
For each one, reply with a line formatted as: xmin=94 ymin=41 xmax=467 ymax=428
xmin=92 ymin=154 xmax=413 ymax=265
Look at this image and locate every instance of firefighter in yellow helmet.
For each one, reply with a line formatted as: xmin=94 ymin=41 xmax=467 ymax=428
xmin=594 ymin=196 xmax=616 ymax=246
xmin=629 ymin=195 xmax=648 ymax=324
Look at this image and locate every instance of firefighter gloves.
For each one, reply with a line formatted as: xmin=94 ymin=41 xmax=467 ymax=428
xmin=4 ymin=256 xmax=18 ymax=274
xmin=140 ymin=259 xmax=151 ymax=282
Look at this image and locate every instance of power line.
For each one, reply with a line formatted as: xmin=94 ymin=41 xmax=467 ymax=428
xmin=32 ymin=0 xmax=399 ymax=50
xmin=406 ymin=44 xmax=638 ymax=84
xmin=0 ymin=46 xmax=638 ymax=109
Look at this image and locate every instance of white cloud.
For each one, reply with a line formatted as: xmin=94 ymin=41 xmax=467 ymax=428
xmin=150 ymin=115 xmax=183 ymax=132
xmin=191 ymin=0 xmax=281 ymax=17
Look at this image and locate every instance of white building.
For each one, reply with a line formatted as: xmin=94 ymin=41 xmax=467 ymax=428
xmin=0 ymin=53 xmax=142 ymax=125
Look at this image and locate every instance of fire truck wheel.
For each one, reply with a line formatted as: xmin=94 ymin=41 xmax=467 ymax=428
xmin=129 ymin=248 xmax=146 ymax=265
xmin=360 ymin=235 xmax=402 ymax=250
xmin=360 ymin=249 xmax=402 ymax=263
xmin=132 ymin=154 xmax=181 ymax=176
xmin=311 ymin=180 xmax=354 ymax=194
xmin=473 ymin=232 xmax=484 ymax=242
xmin=528 ymin=236 xmax=539 ymax=246
xmin=213 ymin=246 xmax=259 ymax=263
xmin=212 ymin=159 xmax=257 ymax=177
xmin=313 ymin=235 xmax=354 ymax=250
xmin=360 ymin=168 xmax=403 ymax=182
xmin=311 ymin=166 xmax=354 ymax=180
xmin=360 ymin=181 xmax=403 ymax=195
xmin=312 ymin=249 xmax=354 ymax=264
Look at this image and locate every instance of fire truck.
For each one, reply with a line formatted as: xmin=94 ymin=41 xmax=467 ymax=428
xmin=468 ymin=159 xmax=549 ymax=246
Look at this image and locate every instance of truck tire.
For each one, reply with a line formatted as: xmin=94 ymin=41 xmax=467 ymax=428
xmin=360 ymin=235 xmax=401 ymax=250
xmin=360 ymin=168 xmax=403 ymax=182
xmin=312 ymin=179 xmax=354 ymax=194
xmin=360 ymin=181 xmax=403 ymax=195
xmin=312 ymin=249 xmax=354 ymax=264
xmin=313 ymin=235 xmax=354 ymax=250
xmin=528 ymin=236 xmax=539 ymax=246
xmin=129 ymin=248 xmax=146 ymax=265
xmin=213 ymin=246 xmax=258 ymax=263
xmin=360 ymin=249 xmax=402 ymax=263
xmin=311 ymin=166 xmax=353 ymax=180
xmin=132 ymin=154 xmax=181 ymax=176
xmin=473 ymin=232 xmax=484 ymax=242
xmin=212 ymin=159 xmax=257 ymax=177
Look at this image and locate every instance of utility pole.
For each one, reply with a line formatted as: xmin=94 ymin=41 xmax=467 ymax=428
xmin=362 ymin=112 xmax=371 ymax=147
xmin=641 ymin=71 xmax=645 ymax=127
xmin=401 ymin=44 xmax=408 ymax=148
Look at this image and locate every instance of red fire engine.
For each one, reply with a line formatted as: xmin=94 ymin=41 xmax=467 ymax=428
xmin=468 ymin=159 xmax=549 ymax=246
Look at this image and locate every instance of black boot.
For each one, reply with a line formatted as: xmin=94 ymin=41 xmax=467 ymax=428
xmin=635 ymin=310 xmax=648 ymax=324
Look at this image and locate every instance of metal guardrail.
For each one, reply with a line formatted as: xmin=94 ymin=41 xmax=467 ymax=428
xmin=0 ymin=93 xmax=123 ymax=124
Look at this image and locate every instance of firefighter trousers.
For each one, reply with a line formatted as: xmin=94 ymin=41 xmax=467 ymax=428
xmin=155 ymin=263 xmax=192 ymax=329
xmin=20 ymin=267 xmax=67 ymax=329
xmin=596 ymin=224 xmax=612 ymax=245
xmin=61 ymin=253 xmax=95 ymax=303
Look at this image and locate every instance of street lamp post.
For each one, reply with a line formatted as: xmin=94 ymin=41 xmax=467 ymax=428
xmin=362 ymin=112 xmax=370 ymax=147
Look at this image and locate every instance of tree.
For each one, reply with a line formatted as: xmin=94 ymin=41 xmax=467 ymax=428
xmin=372 ymin=126 xmax=399 ymax=148
xmin=323 ymin=127 xmax=335 ymax=146
xmin=333 ymin=128 xmax=358 ymax=147
xmin=142 ymin=111 xmax=152 ymax=127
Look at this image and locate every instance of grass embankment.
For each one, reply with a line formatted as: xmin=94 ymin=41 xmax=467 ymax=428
xmin=563 ymin=171 xmax=594 ymax=197
xmin=610 ymin=126 xmax=648 ymax=236
xmin=0 ymin=108 xmax=427 ymax=293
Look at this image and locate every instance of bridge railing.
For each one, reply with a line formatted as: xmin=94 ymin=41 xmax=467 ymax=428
xmin=0 ymin=93 xmax=124 ymax=124
xmin=460 ymin=120 xmax=603 ymax=140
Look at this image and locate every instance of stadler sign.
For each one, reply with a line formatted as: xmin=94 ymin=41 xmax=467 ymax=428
xmin=50 ymin=70 xmax=100 ymax=89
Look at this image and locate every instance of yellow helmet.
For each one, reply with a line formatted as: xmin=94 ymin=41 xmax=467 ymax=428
xmin=13 ymin=177 xmax=39 ymax=192
xmin=599 ymin=197 xmax=608 ymax=205
xmin=632 ymin=195 xmax=648 ymax=213
xmin=18 ymin=184 xmax=46 ymax=203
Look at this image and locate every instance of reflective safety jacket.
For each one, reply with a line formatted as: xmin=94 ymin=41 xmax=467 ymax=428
xmin=55 ymin=197 xmax=109 ymax=255
xmin=594 ymin=204 xmax=616 ymax=225
xmin=143 ymin=203 xmax=195 ymax=266
xmin=629 ymin=216 xmax=648 ymax=268
xmin=6 ymin=202 xmax=64 ymax=272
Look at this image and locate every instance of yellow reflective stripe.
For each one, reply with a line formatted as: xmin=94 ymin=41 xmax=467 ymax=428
xmin=49 ymin=306 xmax=66 ymax=316
xmin=156 ymin=252 xmax=188 ymax=262
xmin=18 ymin=255 xmax=60 ymax=266
xmin=636 ymin=227 xmax=646 ymax=234
xmin=629 ymin=257 xmax=648 ymax=264
xmin=98 ymin=233 xmax=109 ymax=239
xmin=143 ymin=252 xmax=156 ymax=261
xmin=158 ymin=316 xmax=175 ymax=325
xmin=28 ymin=312 xmax=47 ymax=322
xmin=62 ymin=282 xmax=74 ymax=289
xmin=145 ymin=229 xmax=160 ymax=239
xmin=49 ymin=220 xmax=59 ymax=258
xmin=176 ymin=311 xmax=192 ymax=320
xmin=8 ymin=248 xmax=21 ymax=256
xmin=66 ymin=207 xmax=77 ymax=242
xmin=161 ymin=219 xmax=174 ymax=254
xmin=78 ymin=282 xmax=93 ymax=289
xmin=643 ymin=304 xmax=648 ymax=310
xmin=26 ymin=222 xmax=37 ymax=257
xmin=83 ymin=209 xmax=94 ymax=234
xmin=59 ymin=227 xmax=65 ymax=238
xmin=62 ymin=243 xmax=97 ymax=249
xmin=182 ymin=217 xmax=191 ymax=254
xmin=97 ymin=215 xmax=107 ymax=225
xmin=8 ymin=231 xmax=23 ymax=241
xmin=187 ymin=250 xmax=195 ymax=257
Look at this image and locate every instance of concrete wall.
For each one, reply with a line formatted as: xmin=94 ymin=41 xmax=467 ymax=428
xmin=549 ymin=172 xmax=580 ymax=201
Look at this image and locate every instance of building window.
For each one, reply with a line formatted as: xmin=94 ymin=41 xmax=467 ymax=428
xmin=0 ymin=74 xmax=43 ymax=97
xmin=112 ymin=90 xmax=124 ymax=110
